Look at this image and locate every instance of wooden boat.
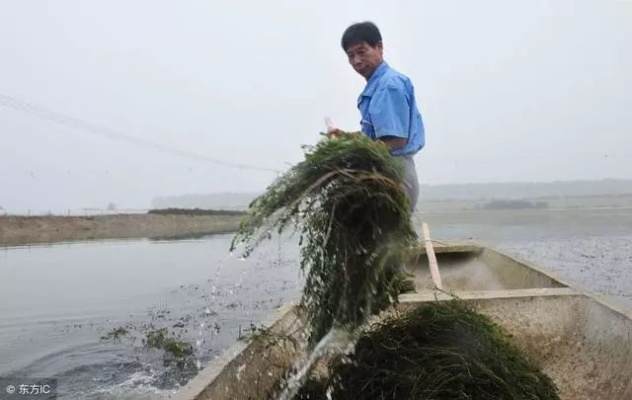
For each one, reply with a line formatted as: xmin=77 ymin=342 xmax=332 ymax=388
xmin=173 ymin=235 xmax=632 ymax=400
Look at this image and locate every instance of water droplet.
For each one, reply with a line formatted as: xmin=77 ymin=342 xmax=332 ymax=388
xmin=275 ymin=327 xmax=357 ymax=400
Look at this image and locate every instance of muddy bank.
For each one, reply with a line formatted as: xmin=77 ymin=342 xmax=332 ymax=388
xmin=0 ymin=213 xmax=244 ymax=246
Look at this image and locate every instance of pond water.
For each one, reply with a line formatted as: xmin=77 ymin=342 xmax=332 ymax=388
xmin=1 ymin=208 xmax=630 ymax=399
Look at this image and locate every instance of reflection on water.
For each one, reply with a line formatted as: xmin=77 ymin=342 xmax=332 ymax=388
xmin=0 ymin=208 xmax=630 ymax=399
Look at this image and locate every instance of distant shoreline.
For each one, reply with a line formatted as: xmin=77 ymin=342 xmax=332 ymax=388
xmin=3 ymin=200 xmax=631 ymax=247
xmin=0 ymin=212 xmax=245 ymax=247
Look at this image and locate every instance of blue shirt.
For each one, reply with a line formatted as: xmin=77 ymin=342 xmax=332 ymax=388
xmin=357 ymin=61 xmax=425 ymax=157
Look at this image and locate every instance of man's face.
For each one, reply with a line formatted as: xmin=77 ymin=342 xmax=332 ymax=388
xmin=345 ymin=41 xmax=383 ymax=80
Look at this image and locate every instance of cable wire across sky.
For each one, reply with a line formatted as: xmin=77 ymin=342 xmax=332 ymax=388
xmin=2 ymin=94 xmax=626 ymax=175
xmin=0 ymin=94 xmax=282 ymax=174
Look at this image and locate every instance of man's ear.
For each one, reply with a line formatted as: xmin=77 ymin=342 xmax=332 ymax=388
xmin=376 ymin=41 xmax=384 ymax=55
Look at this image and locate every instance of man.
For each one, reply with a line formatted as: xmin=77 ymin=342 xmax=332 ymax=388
xmin=331 ymin=21 xmax=425 ymax=216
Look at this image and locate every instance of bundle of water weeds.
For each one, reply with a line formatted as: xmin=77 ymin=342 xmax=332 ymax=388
xmin=295 ymin=300 xmax=561 ymax=400
xmin=230 ymin=133 xmax=418 ymax=348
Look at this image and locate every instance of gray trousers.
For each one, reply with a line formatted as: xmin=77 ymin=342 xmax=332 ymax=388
xmin=399 ymin=155 xmax=419 ymax=217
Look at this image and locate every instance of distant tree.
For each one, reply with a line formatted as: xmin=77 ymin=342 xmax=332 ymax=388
xmin=107 ymin=202 xmax=117 ymax=211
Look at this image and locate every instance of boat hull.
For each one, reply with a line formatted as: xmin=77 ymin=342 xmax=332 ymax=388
xmin=174 ymin=244 xmax=632 ymax=400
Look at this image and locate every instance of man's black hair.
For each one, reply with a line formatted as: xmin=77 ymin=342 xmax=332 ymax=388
xmin=341 ymin=21 xmax=382 ymax=52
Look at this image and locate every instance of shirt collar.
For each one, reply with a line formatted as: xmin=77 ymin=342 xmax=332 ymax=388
xmin=359 ymin=61 xmax=389 ymax=99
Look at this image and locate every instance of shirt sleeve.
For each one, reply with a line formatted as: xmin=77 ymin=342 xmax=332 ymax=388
xmin=368 ymin=82 xmax=410 ymax=140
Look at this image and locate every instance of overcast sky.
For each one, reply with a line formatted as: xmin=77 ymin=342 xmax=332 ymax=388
xmin=1 ymin=0 xmax=630 ymax=212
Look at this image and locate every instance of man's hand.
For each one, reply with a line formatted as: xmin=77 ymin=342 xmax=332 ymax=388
xmin=324 ymin=117 xmax=344 ymax=138
xmin=320 ymin=118 xmax=363 ymax=140
xmin=378 ymin=136 xmax=407 ymax=151
xmin=326 ymin=128 xmax=345 ymax=138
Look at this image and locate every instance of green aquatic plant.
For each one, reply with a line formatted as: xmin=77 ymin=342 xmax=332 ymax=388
xmin=229 ymin=133 xmax=562 ymax=400
xmin=143 ymin=327 xmax=196 ymax=370
xmin=101 ymin=324 xmax=197 ymax=379
xmin=230 ymin=133 xmax=418 ymax=348
xmin=100 ymin=326 xmax=131 ymax=343
xmin=295 ymin=300 xmax=561 ymax=400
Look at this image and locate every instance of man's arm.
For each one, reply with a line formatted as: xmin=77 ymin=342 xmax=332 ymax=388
xmin=369 ymin=83 xmax=410 ymax=151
